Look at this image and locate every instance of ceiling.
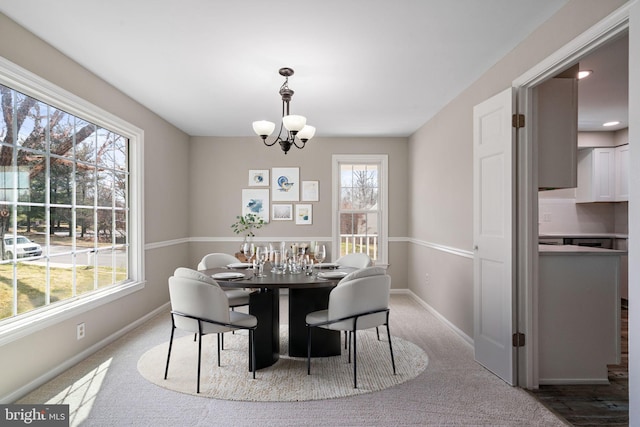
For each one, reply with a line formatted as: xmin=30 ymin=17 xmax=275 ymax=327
xmin=574 ymin=33 xmax=628 ymax=132
xmin=7 ymin=0 xmax=626 ymax=139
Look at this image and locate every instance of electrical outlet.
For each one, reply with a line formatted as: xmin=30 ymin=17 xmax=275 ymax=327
xmin=542 ymin=213 xmax=552 ymax=222
xmin=77 ymin=323 xmax=85 ymax=340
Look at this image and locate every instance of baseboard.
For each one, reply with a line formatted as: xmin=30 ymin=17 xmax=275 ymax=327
xmin=539 ymin=378 xmax=610 ymax=386
xmin=1 ymin=302 xmax=171 ymax=404
xmin=392 ymin=289 xmax=474 ymax=346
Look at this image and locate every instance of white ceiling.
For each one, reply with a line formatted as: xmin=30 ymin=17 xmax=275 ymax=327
xmin=4 ymin=0 xmax=612 ymax=138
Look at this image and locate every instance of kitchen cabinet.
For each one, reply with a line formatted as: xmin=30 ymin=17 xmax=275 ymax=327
xmin=538 ymin=245 xmax=622 ymax=384
xmin=576 ymin=147 xmax=615 ymax=202
xmin=615 ymin=144 xmax=629 ymax=201
xmin=536 ymin=72 xmax=578 ymax=190
xmin=576 ymin=145 xmax=629 ymax=202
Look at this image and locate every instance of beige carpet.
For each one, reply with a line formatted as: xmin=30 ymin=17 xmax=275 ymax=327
xmin=17 ymin=295 xmax=567 ymax=426
xmin=138 ymin=327 xmax=428 ymax=401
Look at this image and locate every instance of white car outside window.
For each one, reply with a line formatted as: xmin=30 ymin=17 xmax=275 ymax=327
xmin=3 ymin=235 xmax=43 ymax=259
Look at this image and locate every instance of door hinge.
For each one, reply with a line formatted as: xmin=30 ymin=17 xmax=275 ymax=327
xmin=512 ymin=114 xmax=525 ymax=129
xmin=512 ymin=332 xmax=526 ymax=347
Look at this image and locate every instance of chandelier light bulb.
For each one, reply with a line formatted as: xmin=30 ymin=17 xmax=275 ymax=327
xmin=282 ymin=115 xmax=307 ymax=133
xmin=297 ymin=125 xmax=316 ymax=142
xmin=252 ymin=120 xmax=276 ymax=137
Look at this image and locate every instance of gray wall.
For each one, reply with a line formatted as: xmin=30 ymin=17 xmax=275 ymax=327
xmin=187 ymin=136 xmax=409 ymax=287
xmin=407 ymin=0 xmax=629 ymax=338
xmin=0 ymin=13 xmax=191 ymax=400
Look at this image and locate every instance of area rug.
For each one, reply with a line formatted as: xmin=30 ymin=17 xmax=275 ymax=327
xmin=137 ymin=327 xmax=428 ymax=401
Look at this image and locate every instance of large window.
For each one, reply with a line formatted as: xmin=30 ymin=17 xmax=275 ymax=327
xmin=332 ymin=154 xmax=388 ymax=264
xmin=0 ymin=58 xmax=143 ymax=334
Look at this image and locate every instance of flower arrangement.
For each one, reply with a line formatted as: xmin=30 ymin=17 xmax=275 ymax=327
xmin=231 ymin=213 xmax=265 ymax=237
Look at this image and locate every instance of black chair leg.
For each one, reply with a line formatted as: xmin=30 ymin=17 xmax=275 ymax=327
xmin=376 ymin=326 xmax=380 ymax=340
xmin=197 ymin=331 xmax=202 ymax=393
xmin=217 ymin=334 xmax=221 ymax=367
xmin=386 ymin=322 xmax=396 ymax=375
xmin=307 ymin=326 xmax=312 ymax=375
xmin=164 ymin=324 xmax=175 ymax=380
xmin=352 ymin=328 xmax=358 ymax=388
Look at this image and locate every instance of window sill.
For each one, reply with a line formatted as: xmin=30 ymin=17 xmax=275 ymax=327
xmin=0 ymin=280 xmax=146 ymax=347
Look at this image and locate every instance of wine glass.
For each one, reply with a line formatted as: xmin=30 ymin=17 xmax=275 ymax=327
xmin=249 ymin=243 xmax=257 ymax=263
xmin=314 ymin=245 xmax=326 ymax=264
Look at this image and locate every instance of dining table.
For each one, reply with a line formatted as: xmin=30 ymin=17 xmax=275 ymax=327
xmin=200 ymin=263 xmax=356 ymax=370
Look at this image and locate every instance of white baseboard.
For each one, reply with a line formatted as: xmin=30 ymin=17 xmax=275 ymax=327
xmin=2 ymin=302 xmax=170 ymax=404
xmin=392 ymin=289 xmax=474 ymax=346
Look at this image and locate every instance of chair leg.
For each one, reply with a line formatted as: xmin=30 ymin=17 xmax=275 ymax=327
xmin=386 ymin=322 xmax=397 ymax=375
xmin=344 ymin=331 xmax=348 ymax=349
xmin=221 ymin=332 xmax=225 ymax=350
xmin=307 ymin=326 xmax=312 ymax=375
xmin=376 ymin=326 xmax=380 ymax=341
xmin=197 ymin=331 xmax=202 ymax=394
xmin=347 ymin=331 xmax=352 ymax=363
xmin=352 ymin=328 xmax=358 ymax=388
xmin=217 ymin=334 xmax=222 ymax=367
xmin=164 ymin=323 xmax=176 ymax=380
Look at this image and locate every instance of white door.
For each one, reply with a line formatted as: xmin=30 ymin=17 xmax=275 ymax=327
xmin=473 ymin=88 xmax=516 ymax=385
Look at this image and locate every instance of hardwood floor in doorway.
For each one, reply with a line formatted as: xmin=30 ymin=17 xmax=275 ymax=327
xmin=528 ymin=304 xmax=628 ymax=426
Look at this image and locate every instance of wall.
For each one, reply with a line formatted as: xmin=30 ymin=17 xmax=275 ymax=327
xmin=187 ymin=136 xmax=409 ymax=288
xmin=407 ymin=0 xmax=628 ymax=338
xmin=0 ymin=13 xmax=191 ymax=401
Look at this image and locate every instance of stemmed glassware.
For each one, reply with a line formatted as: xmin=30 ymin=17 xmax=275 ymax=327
xmin=314 ymin=244 xmax=326 ymax=264
xmin=249 ymin=243 xmax=256 ymax=263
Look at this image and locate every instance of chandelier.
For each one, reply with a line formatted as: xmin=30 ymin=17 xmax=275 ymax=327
xmin=252 ymin=67 xmax=315 ymax=154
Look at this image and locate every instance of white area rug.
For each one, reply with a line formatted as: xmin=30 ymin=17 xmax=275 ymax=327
xmin=138 ymin=327 xmax=428 ymax=401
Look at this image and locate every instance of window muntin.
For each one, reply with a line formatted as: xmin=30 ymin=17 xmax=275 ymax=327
xmin=0 ymin=83 xmax=131 ymax=322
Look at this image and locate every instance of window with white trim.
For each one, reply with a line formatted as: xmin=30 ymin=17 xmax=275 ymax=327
xmin=332 ymin=154 xmax=388 ymax=264
xmin=0 ymin=58 xmax=143 ymax=331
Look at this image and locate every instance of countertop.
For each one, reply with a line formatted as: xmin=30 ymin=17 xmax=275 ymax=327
xmin=539 ymin=244 xmax=627 ymax=256
xmin=539 ymin=233 xmax=628 ymax=239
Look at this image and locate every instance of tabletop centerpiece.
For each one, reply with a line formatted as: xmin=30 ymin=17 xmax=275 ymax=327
xmin=231 ymin=213 xmax=265 ymax=258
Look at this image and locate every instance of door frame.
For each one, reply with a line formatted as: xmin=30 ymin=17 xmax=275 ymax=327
xmin=512 ymin=5 xmax=631 ymax=388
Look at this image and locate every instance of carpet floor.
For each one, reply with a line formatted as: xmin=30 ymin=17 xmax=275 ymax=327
xmin=17 ymin=294 xmax=567 ymax=426
xmin=139 ymin=327 xmax=427 ymax=401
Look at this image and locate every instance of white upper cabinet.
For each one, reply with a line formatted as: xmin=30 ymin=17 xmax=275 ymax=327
xmin=576 ymin=147 xmax=616 ymax=202
xmin=615 ymin=144 xmax=630 ymax=201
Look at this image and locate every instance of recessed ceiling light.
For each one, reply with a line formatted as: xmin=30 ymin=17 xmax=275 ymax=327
xmin=577 ymin=70 xmax=593 ymax=79
xmin=603 ymin=121 xmax=620 ymax=127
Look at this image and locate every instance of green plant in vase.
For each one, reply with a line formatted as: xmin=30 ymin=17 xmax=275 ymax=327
xmin=231 ymin=213 xmax=265 ymax=258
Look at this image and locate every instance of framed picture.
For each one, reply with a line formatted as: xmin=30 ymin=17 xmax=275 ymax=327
xmin=271 ymin=167 xmax=299 ymax=201
xmin=242 ymin=188 xmax=269 ymax=223
xmin=272 ymin=204 xmax=293 ymax=221
xmin=295 ymin=204 xmax=312 ymax=225
xmin=248 ymin=169 xmax=269 ymax=187
xmin=301 ymin=180 xmax=319 ymax=201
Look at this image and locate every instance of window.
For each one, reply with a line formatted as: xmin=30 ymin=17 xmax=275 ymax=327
xmin=332 ymin=154 xmax=388 ymax=264
xmin=0 ymin=57 xmax=143 ymax=337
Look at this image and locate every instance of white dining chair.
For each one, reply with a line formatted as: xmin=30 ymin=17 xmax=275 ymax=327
xmin=197 ymin=253 xmax=251 ymax=309
xmin=305 ymin=266 xmax=395 ymax=388
xmin=335 ymin=253 xmax=373 ymax=269
xmin=165 ymin=269 xmax=258 ymax=393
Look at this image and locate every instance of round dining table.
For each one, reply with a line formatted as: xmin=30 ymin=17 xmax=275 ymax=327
xmin=201 ymin=264 xmax=355 ymax=370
